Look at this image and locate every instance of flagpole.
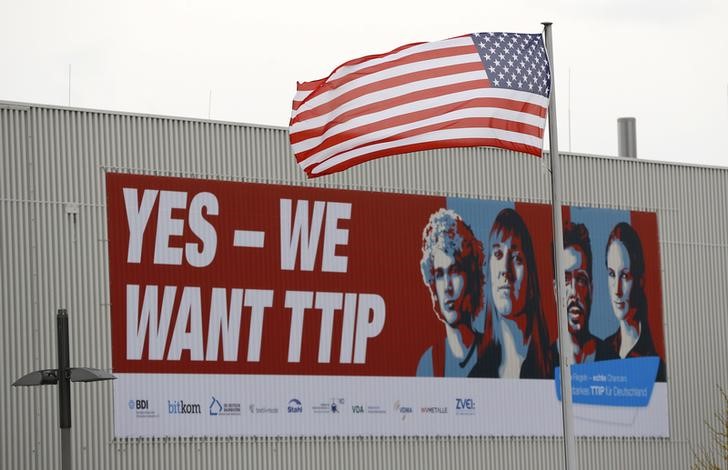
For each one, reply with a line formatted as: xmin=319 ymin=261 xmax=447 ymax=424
xmin=542 ymin=22 xmax=578 ymax=470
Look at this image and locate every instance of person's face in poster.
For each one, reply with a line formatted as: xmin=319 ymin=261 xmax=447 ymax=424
xmin=563 ymin=245 xmax=592 ymax=336
xmin=606 ymin=240 xmax=634 ymax=321
xmin=489 ymin=233 xmax=527 ymax=317
xmin=432 ymin=247 xmax=467 ymax=326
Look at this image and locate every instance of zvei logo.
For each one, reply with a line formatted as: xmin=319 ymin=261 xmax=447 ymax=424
xmin=287 ymin=399 xmax=303 ymax=414
xmin=455 ymin=398 xmax=476 ymax=415
xmin=168 ymin=400 xmax=201 ymax=415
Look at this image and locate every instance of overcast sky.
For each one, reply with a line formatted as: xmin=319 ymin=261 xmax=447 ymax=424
xmin=2 ymin=0 xmax=726 ymax=168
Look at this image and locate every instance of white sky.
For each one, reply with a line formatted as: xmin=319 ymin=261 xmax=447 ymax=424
xmin=2 ymin=0 xmax=727 ymax=168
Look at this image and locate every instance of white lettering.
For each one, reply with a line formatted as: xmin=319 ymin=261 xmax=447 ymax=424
xmin=244 ymin=289 xmax=274 ymax=362
xmin=168 ymin=287 xmax=204 ymax=360
xmin=339 ymin=293 xmax=358 ymax=364
xmin=186 ymin=192 xmax=218 ymax=267
xmin=354 ymin=294 xmax=386 ymax=364
xmin=154 ymin=191 xmax=187 ymax=265
xmin=280 ymin=199 xmax=325 ymax=271
xmin=285 ymin=290 xmax=313 ymax=362
xmin=321 ymin=202 xmax=351 ymax=273
xmin=123 ymin=188 xmax=158 ymax=263
xmin=205 ymin=288 xmax=243 ymax=361
xmin=126 ymin=284 xmax=175 ymax=360
xmin=315 ymin=292 xmax=343 ymax=363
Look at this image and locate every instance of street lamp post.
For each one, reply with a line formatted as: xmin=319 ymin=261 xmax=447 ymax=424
xmin=13 ymin=309 xmax=116 ymax=470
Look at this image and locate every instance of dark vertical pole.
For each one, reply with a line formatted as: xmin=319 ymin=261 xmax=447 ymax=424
xmin=57 ymin=309 xmax=71 ymax=470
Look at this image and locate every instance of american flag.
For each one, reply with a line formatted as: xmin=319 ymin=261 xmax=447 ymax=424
xmin=289 ymin=32 xmax=551 ymax=178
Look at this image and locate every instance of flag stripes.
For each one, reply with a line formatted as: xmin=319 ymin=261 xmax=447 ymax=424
xmin=290 ymin=33 xmax=550 ymax=177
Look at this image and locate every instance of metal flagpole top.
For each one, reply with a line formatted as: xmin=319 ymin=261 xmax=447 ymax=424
xmin=541 ymin=21 xmax=579 ymax=470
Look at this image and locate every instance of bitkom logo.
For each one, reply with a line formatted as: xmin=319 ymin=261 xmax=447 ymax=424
xmin=168 ymin=400 xmax=201 ymax=415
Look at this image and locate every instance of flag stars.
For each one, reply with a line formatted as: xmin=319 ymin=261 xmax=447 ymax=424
xmin=473 ymin=32 xmax=550 ymax=98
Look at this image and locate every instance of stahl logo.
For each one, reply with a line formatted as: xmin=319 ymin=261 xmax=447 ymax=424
xmin=168 ymin=400 xmax=201 ymax=415
xmin=287 ymin=399 xmax=303 ymax=414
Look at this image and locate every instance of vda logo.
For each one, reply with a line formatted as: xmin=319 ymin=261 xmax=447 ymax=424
xmin=455 ymin=398 xmax=475 ymax=410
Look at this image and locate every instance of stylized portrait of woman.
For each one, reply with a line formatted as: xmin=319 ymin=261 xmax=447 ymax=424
xmin=470 ymin=208 xmax=552 ymax=379
xmin=417 ymin=209 xmax=485 ymax=377
xmin=599 ymin=222 xmax=666 ymax=381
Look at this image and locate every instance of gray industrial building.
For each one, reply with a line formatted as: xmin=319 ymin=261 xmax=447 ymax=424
xmin=1 ymin=100 xmax=726 ymax=469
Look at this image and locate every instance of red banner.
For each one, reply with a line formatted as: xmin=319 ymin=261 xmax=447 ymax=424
xmin=108 ymin=172 xmax=447 ymax=375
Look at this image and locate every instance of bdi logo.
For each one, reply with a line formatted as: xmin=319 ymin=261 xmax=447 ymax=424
xmin=128 ymin=399 xmax=158 ymax=418
xmin=128 ymin=399 xmax=148 ymax=410
xmin=134 ymin=399 xmax=149 ymax=410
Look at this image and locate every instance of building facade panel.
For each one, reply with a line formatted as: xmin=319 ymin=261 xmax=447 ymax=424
xmin=1 ymin=101 xmax=725 ymax=469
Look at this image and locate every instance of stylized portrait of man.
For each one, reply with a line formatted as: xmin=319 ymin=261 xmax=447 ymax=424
xmin=551 ymin=222 xmax=603 ymax=366
xmin=470 ymin=208 xmax=552 ymax=379
xmin=599 ymin=222 xmax=666 ymax=381
xmin=417 ymin=209 xmax=485 ymax=377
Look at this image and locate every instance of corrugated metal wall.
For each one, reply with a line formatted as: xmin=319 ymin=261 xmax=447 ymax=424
xmin=2 ymin=101 xmax=725 ymax=469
